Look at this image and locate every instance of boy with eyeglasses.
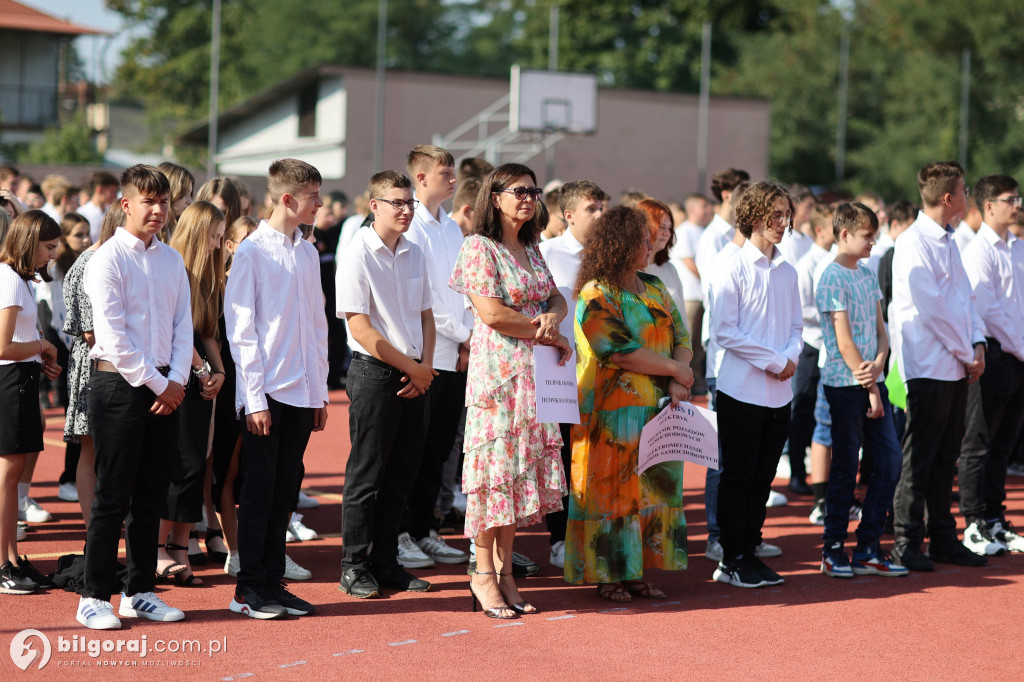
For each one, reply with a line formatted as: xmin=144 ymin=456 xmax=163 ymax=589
xmin=957 ymin=174 xmax=1024 ymax=555
xmin=337 ymin=171 xmax=437 ymax=599
xmin=890 ymin=161 xmax=987 ymax=571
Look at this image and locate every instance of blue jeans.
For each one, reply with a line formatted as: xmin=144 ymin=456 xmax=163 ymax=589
xmin=822 ymin=383 xmax=902 ymax=549
xmin=705 ymin=378 xmax=722 ymax=544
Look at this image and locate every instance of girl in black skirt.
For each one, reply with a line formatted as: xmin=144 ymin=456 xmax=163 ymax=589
xmin=0 ymin=210 xmax=62 ymax=594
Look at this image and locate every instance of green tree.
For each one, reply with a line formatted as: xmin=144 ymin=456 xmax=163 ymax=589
xmin=21 ymin=115 xmax=103 ymax=164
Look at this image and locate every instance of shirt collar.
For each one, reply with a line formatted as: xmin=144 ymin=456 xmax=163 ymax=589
xmin=978 ymin=222 xmax=1012 ymax=249
xmin=562 ymin=226 xmax=585 ymax=254
xmin=364 ymin=224 xmax=409 ymax=255
xmin=709 ymin=213 xmax=734 ymax=236
xmin=113 ymin=226 xmax=159 ymax=252
xmin=915 ymin=211 xmax=953 ymax=239
xmin=413 ymin=199 xmax=442 ymax=227
xmin=740 ymin=239 xmax=783 ymax=268
xmin=256 ymin=219 xmax=304 ymax=246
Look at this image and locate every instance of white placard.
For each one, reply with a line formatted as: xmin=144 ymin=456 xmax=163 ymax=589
xmin=533 ymin=346 xmax=580 ymax=424
xmin=638 ymin=401 xmax=719 ymax=473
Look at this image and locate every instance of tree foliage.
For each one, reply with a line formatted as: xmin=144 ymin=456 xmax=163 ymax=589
xmin=21 ymin=114 xmax=104 ymax=164
xmin=108 ymin=0 xmax=1024 ymax=200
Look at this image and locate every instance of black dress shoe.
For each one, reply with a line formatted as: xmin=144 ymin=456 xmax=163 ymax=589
xmin=928 ymin=542 xmax=988 ymax=567
xmin=787 ymin=479 xmax=813 ymax=496
xmin=893 ymin=544 xmax=934 ymax=572
xmin=375 ymin=566 xmax=431 ymax=592
xmin=338 ymin=567 xmax=381 ymax=599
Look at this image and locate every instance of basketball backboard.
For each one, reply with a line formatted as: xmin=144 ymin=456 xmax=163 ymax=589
xmin=510 ymin=66 xmax=598 ymax=134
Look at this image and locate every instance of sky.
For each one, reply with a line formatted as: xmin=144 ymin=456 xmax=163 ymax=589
xmin=18 ymin=0 xmax=145 ymax=84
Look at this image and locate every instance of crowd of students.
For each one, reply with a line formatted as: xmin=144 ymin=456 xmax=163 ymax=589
xmin=0 ymin=150 xmax=1022 ymax=627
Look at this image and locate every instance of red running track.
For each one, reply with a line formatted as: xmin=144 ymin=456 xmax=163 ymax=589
xmin=4 ymin=390 xmax=1023 ymax=680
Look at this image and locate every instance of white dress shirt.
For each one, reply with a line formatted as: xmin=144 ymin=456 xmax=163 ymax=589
xmin=539 ymin=226 xmax=584 ymax=349
xmin=225 ymin=220 xmax=329 ymax=415
xmin=85 ymin=227 xmax=193 ymax=395
xmin=405 ymin=202 xmax=472 ymax=372
xmin=643 ymin=261 xmax=686 ymax=323
xmin=961 ymin=223 xmax=1024 ymax=362
xmin=336 ymin=225 xmax=432 ymax=361
xmin=778 ymin=229 xmax=812 ymax=267
xmin=0 ymin=264 xmax=43 ymax=365
xmin=335 ymin=213 xmax=370 ymax=260
xmin=891 ymin=211 xmax=985 ymax=382
xmin=953 ymin=222 xmax=977 ymax=254
xmin=669 ymin=221 xmax=705 ymax=301
xmin=696 ymin=213 xmax=736 ymax=353
xmin=796 ymin=242 xmax=831 ymax=350
xmin=702 ymin=240 xmax=741 ymax=379
xmin=709 ymin=240 xmax=802 ymax=408
xmin=79 ymin=201 xmax=106 ymax=245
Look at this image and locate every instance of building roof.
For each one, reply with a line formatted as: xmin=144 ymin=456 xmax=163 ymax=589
xmin=0 ymin=0 xmax=106 ymax=36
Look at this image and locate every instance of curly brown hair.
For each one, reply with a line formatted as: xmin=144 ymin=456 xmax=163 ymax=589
xmin=573 ymin=205 xmax=649 ymax=296
xmin=734 ymin=181 xmax=794 ymax=238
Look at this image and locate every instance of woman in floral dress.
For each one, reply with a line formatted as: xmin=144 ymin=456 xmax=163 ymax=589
xmin=450 ymin=163 xmax=571 ymax=619
xmin=565 ymin=206 xmax=694 ymax=601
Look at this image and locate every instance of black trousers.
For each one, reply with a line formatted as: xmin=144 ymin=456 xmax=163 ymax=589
xmin=403 ymin=368 xmax=466 ymax=540
xmin=236 ymin=396 xmax=313 ymax=591
xmin=893 ymin=378 xmax=967 ymax=548
xmin=716 ymin=391 xmax=790 ymax=563
xmin=84 ymin=371 xmax=178 ymax=600
xmin=787 ymin=342 xmax=820 ymax=481
xmin=545 ymin=422 xmax=573 ymax=545
xmin=161 ymin=379 xmax=212 ymax=523
xmin=342 ymin=354 xmax=427 ymax=572
xmin=958 ymin=341 xmax=1024 ymax=524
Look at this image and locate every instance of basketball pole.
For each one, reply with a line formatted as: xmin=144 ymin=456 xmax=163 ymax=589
xmin=374 ymin=0 xmax=388 ymax=173
xmin=697 ymin=21 xmax=711 ymax=195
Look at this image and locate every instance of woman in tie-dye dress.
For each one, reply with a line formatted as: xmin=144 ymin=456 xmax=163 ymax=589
xmin=565 ymin=206 xmax=694 ymax=602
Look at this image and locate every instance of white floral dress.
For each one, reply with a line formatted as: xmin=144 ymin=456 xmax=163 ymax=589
xmin=449 ymin=234 xmax=566 ymax=538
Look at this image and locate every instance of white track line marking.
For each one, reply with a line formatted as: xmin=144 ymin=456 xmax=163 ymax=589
xmin=442 ymin=630 xmax=470 ymax=637
xmin=279 ymin=661 xmax=307 ymax=668
xmin=388 ymin=639 xmax=417 ymax=646
xmin=546 ymin=614 xmax=575 ymax=620
xmin=332 ymin=650 xmax=365 ymax=656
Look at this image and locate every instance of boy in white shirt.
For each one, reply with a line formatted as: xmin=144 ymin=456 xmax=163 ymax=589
xmin=709 ymin=181 xmax=801 ymax=589
xmin=890 ymin=161 xmax=987 ymax=571
xmin=78 ymin=165 xmax=192 ymax=630
xmin=226 ymin=158 xmax=329 ymax=619
xmin=399 ymin=145 xmax=470 ymax=567
xmin=337 ymin=171 xmax=436 ymax=600
xmin=957 ymin=174 xmax=1024 ymax=555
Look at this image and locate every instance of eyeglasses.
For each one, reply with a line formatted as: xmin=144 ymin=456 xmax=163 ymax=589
xmin=498 ymin=187 xmax=544 ymax=201
xmin=993 ymin=196 xmax=1023 ymax=208
xmin=769 ymin=212 xmax=793 ymax=227
xmin=963 ymin=185 xmax=971 ymax=197
xmin=375 ymin=198 xmax=419 ymax=212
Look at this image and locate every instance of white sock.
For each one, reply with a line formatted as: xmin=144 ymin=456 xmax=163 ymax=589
xmin=18 ymin=483 xmax=29 ymax=499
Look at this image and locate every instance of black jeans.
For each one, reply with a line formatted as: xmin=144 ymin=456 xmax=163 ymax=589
xmin=786 ymin=342 xmax=820 ymax=481
xmin=958 ymin=341 xmax=1024 ymax=524
xmin=545 ymin=422 xmax=573 ymax=545
xmin=403 ymin=368 xmax=467 ymax=540
xmin=236 ymin=396 xmax=314 ymax=591
xmin=893 ymin=378 xmax=967 ymax=549
xmin=342 ymin=354 xmax=427 ymax=572
xmin=715 ymin=391 xmax=790 ymax=562
xmin=84 ymin=371 xmax=178 ymax=600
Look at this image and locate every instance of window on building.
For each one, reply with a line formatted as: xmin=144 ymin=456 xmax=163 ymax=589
xmin=298 ymin=83 xmax=318 ymax=138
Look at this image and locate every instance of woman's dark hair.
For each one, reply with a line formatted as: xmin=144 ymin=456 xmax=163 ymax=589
xmin=472 ymin=163 xmax=540 ymax=246
xmin=573 ymin=206 xmax=649 ymax=296
xmin=0 ymin=209 xmax=61 ymax=282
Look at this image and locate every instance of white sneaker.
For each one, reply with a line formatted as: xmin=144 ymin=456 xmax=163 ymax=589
xmin=755 ymin=541 xmax=783 ymax=558
xmin=705 ymin=540 xmax=724 ymax=563
xmin=224 ymin=552 xmax=239 ymax=577
xmin=77 ymin=597 xmax=121 ymax=630
xmin=16 ymin=524 xmax=26 ymax=542
xmin=1006 ymin=462 xmax=1024 ymax=477
xmin=416 ymin=530 xmax=468 ymax=564
xmin=963 ymin=520 xmax=1007 ymax=556
xmin=284 ymin=554 xmax=312 ymax=581
xmin=119 ymin=592 xmax=184 ymax=622
xmin=765 ymin=490 xmax=788 ymax=507
xmin=288 ymin=513 xmax=319 ymax=542
xmin=991 ymin=520 xmax=1024 ymax=553
xmin=849 ymin=503 xmax=863 ymax=521
xmin=550 ymin=540 xmax=565 ymax=568
xmin=57 ymin=482 xmax=79 ymax=502
xmin=397 ymin=532 xmax=435 ymax=568
xmin=809 ymin=501 xmax=825 ymax=525
xmin=296 ymin=491 xmax=320 ymax=509
xmin=18 ymin=497 xmax=52 ymax=523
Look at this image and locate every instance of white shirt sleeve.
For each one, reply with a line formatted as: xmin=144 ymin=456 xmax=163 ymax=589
xmin=224 ymin=246 xmax=267 ymax=414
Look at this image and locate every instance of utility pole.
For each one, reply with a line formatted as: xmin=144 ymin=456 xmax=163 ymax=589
xmin=696 ymin=21 xmax=711 ymax=194
xmin=207 ymin=0 xmax=222 ymax=178
xmin=373 ymin=0 xmax=388 ymax=172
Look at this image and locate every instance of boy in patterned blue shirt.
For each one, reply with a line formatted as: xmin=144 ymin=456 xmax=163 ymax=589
xmin=815 ymin=202 xmax=907 ymax=578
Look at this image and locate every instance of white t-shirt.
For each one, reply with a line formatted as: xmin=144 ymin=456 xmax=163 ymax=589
xmin=0 ymin=264 xmax=43 ymax=365
xmin=539 ymin=227 xmax=584 ymax=349
xmin=669 ymin=221 xmax=705 ymax=301
xmin=79 ymin=201 xmax=106 ymax=245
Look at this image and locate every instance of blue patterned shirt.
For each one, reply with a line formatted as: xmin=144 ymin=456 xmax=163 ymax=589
xmin=815 ymin=261 xmax=883 ymax=387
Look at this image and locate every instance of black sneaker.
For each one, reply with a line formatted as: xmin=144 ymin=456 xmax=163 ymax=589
xmin=747 ymin=556 xmax=785 ymax=586
xmin=892 ymin=544 xmax=934 ymax=572
xmin=229 ymin=585 xmax=287 ymax=619
xmin=0 ymin=561 xmax=37 ymax=594
xmin=272 ymin=584 xmax=315 ymax=616
xmin=713 ymin=556 xmax=767 ymax=588
xmin=928 ymin=542 xmax=988 ymax=567
xmin=338 ymin=567 xmax=381 ymax=599
xmin=16 ymin=555 xmax=53 ymax=589
xmin=375 ymin=566 xmax=431 ymax=592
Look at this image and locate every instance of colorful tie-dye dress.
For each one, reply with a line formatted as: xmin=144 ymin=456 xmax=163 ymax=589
xmin=565 ymin=272 xmax=691 ymax=584
xmin=449 ymin=234 xmax=566 ymax=538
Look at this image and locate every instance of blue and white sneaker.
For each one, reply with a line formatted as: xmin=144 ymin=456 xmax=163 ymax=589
xmin=119 ymin=591 xmax=185 ymax=622
xmin=77 ymin=597 xmax=121 ymax=630
xmin=821 ymin=543 xmax=854 ymax=578
xmin=851 ymin=546 xmax=908 ymax=577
